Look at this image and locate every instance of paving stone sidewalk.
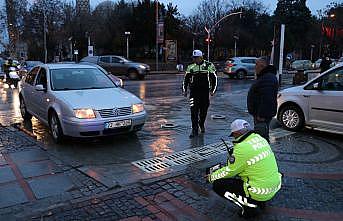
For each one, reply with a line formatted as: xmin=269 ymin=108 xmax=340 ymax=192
xmin=1 ymin=124 xmax=342 ymax=221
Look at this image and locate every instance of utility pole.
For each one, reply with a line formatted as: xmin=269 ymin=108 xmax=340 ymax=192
xmin=43 ymin=10 xmax=47 ymax=63
xmin=155 ymin=0 xmax=159 ymax=72
xmin=278 ymin=24 xmax=285 ymax=86
xmin=125 ymin=32 xmax=130 ymax=59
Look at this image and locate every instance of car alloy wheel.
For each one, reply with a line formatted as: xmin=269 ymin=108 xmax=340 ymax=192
xmin=49 ymin=112 xmax=64 ymax=143
xmin=20 ymin=97 xmax=32 ymax=120
xmin=237 ymin=70 xmax=246 ymax=79
xmin=280 ymin=105 xmax=304 ymax=131
xmin=282 ymin=110 xmax=299 ymax=128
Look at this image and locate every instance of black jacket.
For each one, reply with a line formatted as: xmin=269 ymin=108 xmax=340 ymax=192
xmin=247 ymin=65 xmax=278 ymax=119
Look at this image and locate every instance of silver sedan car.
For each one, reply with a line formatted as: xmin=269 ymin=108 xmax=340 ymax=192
xmin=19 ymin=64 xmax=147 ymax=143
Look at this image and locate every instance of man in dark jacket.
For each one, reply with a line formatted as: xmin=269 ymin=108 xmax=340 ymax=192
xmin=247 ymin=57 xmax=278 ymax=143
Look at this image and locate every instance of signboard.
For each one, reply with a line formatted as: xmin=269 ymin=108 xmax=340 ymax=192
xmin=88 ymin=46 xmax=94 ymax=56
xmin=165 ymin=40 xmax=177 ymax=62
xmin=157 ymin=21 xmax=164 ymax=44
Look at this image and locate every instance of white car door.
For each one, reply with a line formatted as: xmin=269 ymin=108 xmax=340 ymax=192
xmin=307 ymin=67 xmax=343 ymax=131
xmin=21 ymin=67 xmax=40 ymax=114
xmin=32 ymin=67 xmax=50 ymax=122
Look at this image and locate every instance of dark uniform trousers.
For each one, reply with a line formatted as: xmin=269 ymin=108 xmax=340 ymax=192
xmin=189 ymin=90 xmax=209 ymax=132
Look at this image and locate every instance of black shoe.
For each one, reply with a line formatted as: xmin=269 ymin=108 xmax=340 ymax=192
xmin=239 ymin=207 xmax=259 ymax=219
xmin=189 ymin=130 xmax=198 ymax=138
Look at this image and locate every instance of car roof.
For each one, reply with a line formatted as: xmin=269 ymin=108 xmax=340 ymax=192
xmin=41 ymin=63 xmax=99 ymax=70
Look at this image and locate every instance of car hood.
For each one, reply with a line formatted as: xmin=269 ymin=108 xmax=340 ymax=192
xmin=279 ymin=85 xmax=304 ymax=95
xmin=54 ymin=88 xmax=142 ymax=110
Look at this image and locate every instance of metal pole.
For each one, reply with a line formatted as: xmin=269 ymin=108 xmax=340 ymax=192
xmin=278 ymin=24 xmax=285 ymax=86
xmin=207 ymin=32 xmax=210 ymax=61
xmin=70 ymin=41 xmax=73 ymax=61
xmin=88 ymin=36 xmax=90 ymax=46
xmin=155 ymin=1 xmax=159 ymax=72
xmin=234 ymin=39 xmax=237 ymax=57
xmin=310 ymin=47 xmax=313 ymax=62
xmin=43 ymin=11 xmax=47 ymax=63
xmin=192 ymin=38 xmax=195 ymax=52
xmin=126 ymin=36 xmax=129 ymax=59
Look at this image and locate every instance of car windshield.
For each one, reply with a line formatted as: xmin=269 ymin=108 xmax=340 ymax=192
xmin=50 ymin=68 xmax=116 ymax=91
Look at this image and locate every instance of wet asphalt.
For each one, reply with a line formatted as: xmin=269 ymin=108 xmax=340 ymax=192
xmin=0 ymin=74 xmax=255 ymax=187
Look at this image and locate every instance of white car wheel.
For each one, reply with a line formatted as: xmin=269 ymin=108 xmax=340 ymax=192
xmin=280 ymin=106 xmax=304 ymax=131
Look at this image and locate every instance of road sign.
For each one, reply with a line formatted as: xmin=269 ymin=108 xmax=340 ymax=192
xmin=74 ymin=50 xmax=79 ymax=55
xmin=88 ymin=46 xmax=93 ymax=56
xmin=165 ymin=40 xmax=177 ymax=62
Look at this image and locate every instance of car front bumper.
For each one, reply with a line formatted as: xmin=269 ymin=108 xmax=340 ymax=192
xmin=61 ymin=112 xmax=147 ymax=137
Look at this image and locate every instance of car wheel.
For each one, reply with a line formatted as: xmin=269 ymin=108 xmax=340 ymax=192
xmin=49 ymin=111 xmax=64 ymax=144
xmin=279 ymin=105 xmax=304 ymax=131
xmin=236 ymin=70 xmax=246 ymax=79
xmin=128 ymin=69 xmax=139 ymax=80
xmin=19 ymin=97 xmax=32 ymax=120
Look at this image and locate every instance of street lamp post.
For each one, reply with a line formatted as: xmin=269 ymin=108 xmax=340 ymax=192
xmin=43 ymin=11 xmax=47 ymax=63
xmin=204 ymin=11 xmax=242 ymax=61
xmin=125 ymin=32 xmax=131 ymax=59
xmin=68 ymin=37 xmax=73 ymax=61
xmin=233 ymin=35 xmax=239 ymax=57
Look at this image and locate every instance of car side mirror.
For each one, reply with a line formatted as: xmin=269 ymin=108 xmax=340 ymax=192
xmin=313 ymin=82 xmax=321 ymax=90
xmin=120 ymin=60 xmax=125 ymax=64
xmin=35 ymin=84 xmax=46 ymax=91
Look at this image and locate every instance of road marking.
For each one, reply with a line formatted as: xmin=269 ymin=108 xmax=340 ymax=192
xmin=133 ymin=128 xmax=296 ymax=173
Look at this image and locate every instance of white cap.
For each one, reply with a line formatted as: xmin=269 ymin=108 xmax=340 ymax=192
xmin=192 ymin=50 xmax=203 ymax=57
xmin=230 ymin=119 xmax=251 ymax=136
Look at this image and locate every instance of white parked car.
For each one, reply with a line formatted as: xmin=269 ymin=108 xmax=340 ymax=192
xmin=19 ymin=63 xmax=147 ymax=143
xmin=277 ymin=63 xmax=343 ymax=134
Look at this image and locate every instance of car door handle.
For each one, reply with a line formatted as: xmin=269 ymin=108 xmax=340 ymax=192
xmin=303 ymin=95 xmax=310 ymax=98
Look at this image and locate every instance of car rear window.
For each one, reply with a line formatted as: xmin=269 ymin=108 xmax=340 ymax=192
xmin=50 ymin=68 xmax=116 ymax=91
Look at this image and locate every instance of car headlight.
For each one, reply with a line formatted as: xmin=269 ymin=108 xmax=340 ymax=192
xmin=132 ymin=103 xmax=144 ymax=114
xmin=139 ymin=65 xmax=146 ymax=69
xmin=74 ymin=109 xmax=96 ymax=119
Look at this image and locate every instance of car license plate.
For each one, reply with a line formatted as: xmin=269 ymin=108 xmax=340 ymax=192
xmin=105 ymin=119 xmax=132 ymax=129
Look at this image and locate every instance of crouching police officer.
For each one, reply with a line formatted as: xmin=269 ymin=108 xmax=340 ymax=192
xmin=208 ymin=119 xmax=282 ymax=218
xmin=183 ymin=50 xmax=217 ymax=138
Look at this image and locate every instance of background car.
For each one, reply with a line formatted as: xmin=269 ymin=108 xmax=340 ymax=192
xmin=19 ymin=63 xmax=147 ymax=143
xmin=277 ymin=63 xmax=343 ymax=134
xmin=18 ymin=60 xmax=43 ymax=78
xmin=223 ymin=57 xmax=257 ymax=79
xmin=213 ymin=60 xmax=226 ymax=73
xmin=80 ymin=55 xmax=150 ymax=80
xmin=291 ymin=60 xmax=313 ymax=71
xmin=313 ymin=58 xmax=337 ymax=69
xmin=77 ymin=61 xmax=123 ymax=87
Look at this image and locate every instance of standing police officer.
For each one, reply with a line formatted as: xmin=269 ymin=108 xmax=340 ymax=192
xmin=183 ymin=50 xmax=217 ymax=138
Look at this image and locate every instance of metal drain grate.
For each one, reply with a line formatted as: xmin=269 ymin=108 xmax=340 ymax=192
xmin=132 ymin=128 xmax=295 ymax=173
xmin=132 ymin=140 xmax=232 ymax=173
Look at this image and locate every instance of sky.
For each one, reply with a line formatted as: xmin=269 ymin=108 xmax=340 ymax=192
xmin=90 ymin=0 xmax=334 ymax=16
